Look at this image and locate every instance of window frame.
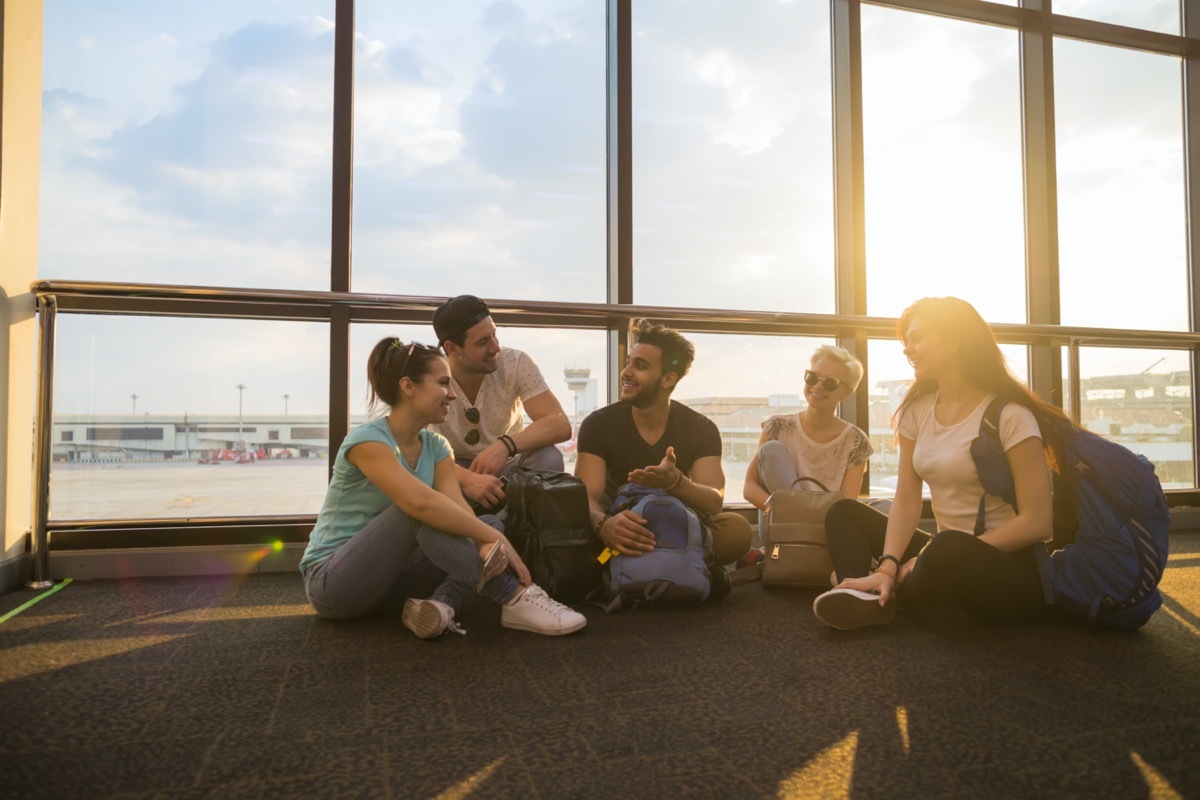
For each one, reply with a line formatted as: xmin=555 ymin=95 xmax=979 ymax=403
xmin=28 ymin=0 xmax=1200 ymax=555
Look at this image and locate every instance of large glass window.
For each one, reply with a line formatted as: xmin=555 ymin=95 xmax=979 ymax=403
xmin=1053 ymin=1 xmax=1178 ymax=35
xmin=31 ymin=1 xmax=1200 ymax=538
xmin=675 ymin=333 xmax=837 ymax=505
xmin=1073 ymin=347 xmax=1193 ymax=488
xmin=39 ymin=1 xmax=335 ymax=289
xmin=50 ymin=316 xmax=330 ymax=520
xmin=1055 ymin=40 xmax=1186 ymax=331
xmin=351 ymin=1 xmax=607 ymax=300
xmin=631 ymin=1 xmax=834 ymax=312
xmin=861 ymin=7 xmax=1024 ymax=321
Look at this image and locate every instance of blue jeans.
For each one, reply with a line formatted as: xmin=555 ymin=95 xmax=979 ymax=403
xmin=303 ymin=504 xmax=519 ymax=620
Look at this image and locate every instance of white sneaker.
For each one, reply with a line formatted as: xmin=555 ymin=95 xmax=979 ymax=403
xmin=501 ymin=585 xmax=587 ymax=636
xmin=812 ymin=588 xmax=895 ymax=631
xmin=402 ymin=598 xmax=465 ymax=639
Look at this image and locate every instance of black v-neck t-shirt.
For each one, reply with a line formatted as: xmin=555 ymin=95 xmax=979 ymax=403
xmin=576 ymin=400 xmax=723 ymax=502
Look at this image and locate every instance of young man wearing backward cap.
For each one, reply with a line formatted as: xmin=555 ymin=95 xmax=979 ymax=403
xmin=431 ymin=295 xmax=572 ymax=514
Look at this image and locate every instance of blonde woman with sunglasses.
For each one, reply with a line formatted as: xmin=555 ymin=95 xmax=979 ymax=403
xmin=743 ymin=345 xmax=873 ymax=552
xmin=299 ymin=337 xmax=586 ymax=638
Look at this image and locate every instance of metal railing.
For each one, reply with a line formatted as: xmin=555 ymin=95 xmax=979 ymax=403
xmin=27 ymin=279 xmax=1200 ymax=585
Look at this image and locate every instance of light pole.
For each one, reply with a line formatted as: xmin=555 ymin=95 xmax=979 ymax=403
xmin=131 ymin=393 xmax=138 ymax=415
xmin=283 ymin=393 xmax=290 ymax=416
xmin=236 ymin=383 xmax=246 ymax=441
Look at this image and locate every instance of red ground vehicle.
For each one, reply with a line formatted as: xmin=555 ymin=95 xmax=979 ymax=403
xmin=199 ymin=447 xmax=266 ymax=464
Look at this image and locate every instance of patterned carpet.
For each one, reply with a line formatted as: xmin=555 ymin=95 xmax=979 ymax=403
xmin=2 ymin=533 xmax=1199 ymax=799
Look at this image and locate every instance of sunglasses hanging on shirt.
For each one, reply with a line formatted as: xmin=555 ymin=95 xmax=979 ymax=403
xmin=465 ymin=407 xmax=481 ymax=445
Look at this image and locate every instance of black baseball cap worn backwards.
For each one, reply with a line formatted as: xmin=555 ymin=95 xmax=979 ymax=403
xmin=433 ymin=295 xmax=492 ymax=346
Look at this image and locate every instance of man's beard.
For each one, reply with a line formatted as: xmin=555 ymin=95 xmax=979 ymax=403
xmin=463 ymin=356 xmax=499 ymax=376
xmin=623 ymin=381 xmax=661 ymax=409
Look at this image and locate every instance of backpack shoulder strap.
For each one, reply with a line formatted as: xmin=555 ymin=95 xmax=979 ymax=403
xmin=609 ymin=482 xmax=649 ymax=514
xmin=973 ymin=397 xmax=1009 ymax=536
xmin=981 ymin=396 xmax=1006 ymax=440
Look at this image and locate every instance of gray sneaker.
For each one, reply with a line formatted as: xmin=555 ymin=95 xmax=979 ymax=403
xmin=501 ymin=585 xmax=587 ymax=636
xmin=402 ymin=598 xmax=465 ymax=639
xmin=812 ymin=588 xmax=895 ymax=631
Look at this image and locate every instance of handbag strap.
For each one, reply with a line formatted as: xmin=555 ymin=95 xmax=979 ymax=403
xmin=790 ymin=476 xmax=832 ymax=493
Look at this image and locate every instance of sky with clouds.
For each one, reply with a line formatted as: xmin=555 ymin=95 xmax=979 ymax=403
xmin=38 ymin=0 xmax=1192 ymax=421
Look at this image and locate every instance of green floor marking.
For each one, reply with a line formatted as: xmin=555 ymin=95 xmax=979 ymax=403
xmin=0 ymin=578 xmax=74 ymax=624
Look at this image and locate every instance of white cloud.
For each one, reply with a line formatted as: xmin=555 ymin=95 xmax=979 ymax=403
xmin=691 ymin=50 xmax=794 ymax=154
xmin=354 ymin=84 xmax=465 ymax=171
xmin=303 ymin=15 xmax=336 ymax=36
xmin=159 ymin=164 xmax=310 ymax=199
xmin=356 ymin=32 xmax=387 ymax=62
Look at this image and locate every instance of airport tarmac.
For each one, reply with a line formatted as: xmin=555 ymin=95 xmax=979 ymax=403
xmin=48 ymin=457 xmax=755 ymax=521
xmin=49 ymin=460 xmax=332 ymax=520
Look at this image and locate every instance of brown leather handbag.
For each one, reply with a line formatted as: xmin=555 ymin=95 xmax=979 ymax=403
xmin=761 ymin=477 xmax=843 ymax=589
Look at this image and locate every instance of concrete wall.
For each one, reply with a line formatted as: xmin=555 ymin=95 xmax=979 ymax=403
xmin=0 ymin=0 xmax=43 ymax=590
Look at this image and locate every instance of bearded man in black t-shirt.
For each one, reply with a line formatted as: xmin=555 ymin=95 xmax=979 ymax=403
xmin=575 ymin=319 xmax=753 ymax=574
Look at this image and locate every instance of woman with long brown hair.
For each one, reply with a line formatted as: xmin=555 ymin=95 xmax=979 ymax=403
xmin=813 ymin=297 xmax=1067 ymax=629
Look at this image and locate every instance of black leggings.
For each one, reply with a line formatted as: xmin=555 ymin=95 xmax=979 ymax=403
xmin=825 ymin=499 xmax=1049 ymax=624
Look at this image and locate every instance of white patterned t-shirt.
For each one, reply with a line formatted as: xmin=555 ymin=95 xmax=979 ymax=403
xmin=761 ymin=413 xmax=873 ymax=493
xmin=432 ymin=347 xmax=551 ymax=459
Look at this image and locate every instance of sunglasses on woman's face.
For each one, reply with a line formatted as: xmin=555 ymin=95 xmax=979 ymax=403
xmin=804 ymin=369 xmax=846 ymax=393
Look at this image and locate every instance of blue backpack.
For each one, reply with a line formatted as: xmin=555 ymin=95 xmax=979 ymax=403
xmin=602 ymin=483 xmax=712 ymax=609
xmin=971 ymin=398 xmax=1170 ymax=630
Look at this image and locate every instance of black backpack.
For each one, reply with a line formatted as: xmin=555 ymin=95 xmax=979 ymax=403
xmin=503 ymin=468 xmax=602 ymax=605
xmin=970 ymin=398 xmax=1171 ymax=630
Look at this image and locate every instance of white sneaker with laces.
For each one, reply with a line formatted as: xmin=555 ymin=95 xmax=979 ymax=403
xmin=402 ymin=598 xmax=465 ymax=639
xmin=501 ymin=585 xmax=587 ymax=636
xmin=812 ymin=588 xmax=895 ymax=631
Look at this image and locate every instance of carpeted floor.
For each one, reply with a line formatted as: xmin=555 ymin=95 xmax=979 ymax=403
xmin=2 ymin=534 xmax=1199 ymax=800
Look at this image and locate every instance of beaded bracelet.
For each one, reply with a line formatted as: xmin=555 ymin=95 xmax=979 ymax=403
xmin=499 ymin=434 xmax=518 ymax=457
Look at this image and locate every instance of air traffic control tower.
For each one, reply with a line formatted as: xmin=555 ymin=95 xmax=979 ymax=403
xmin=564 ymin=367 xmax=598 ymax=423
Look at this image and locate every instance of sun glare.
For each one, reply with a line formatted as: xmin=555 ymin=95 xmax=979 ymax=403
xmin=777 ymin=730 xmax=859 ymax=800
xmin=144 ymin=604 xmax=314 ymax=624
xmin=433 ymin=757 xmax=505 ymax=800
xmin=1130 ymin=751 xmax=1185 ymax=800
xmin=895 ymin=706 xmax=911 ymax=755
xmin=0 ymin=635 xmax=186 ymax=684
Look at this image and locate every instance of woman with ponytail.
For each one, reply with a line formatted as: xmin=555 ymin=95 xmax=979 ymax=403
xmin=300 ymin=337 xmax=586 ymax=638
xmin=813 ymin=297 xmax=1069 ymax=630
